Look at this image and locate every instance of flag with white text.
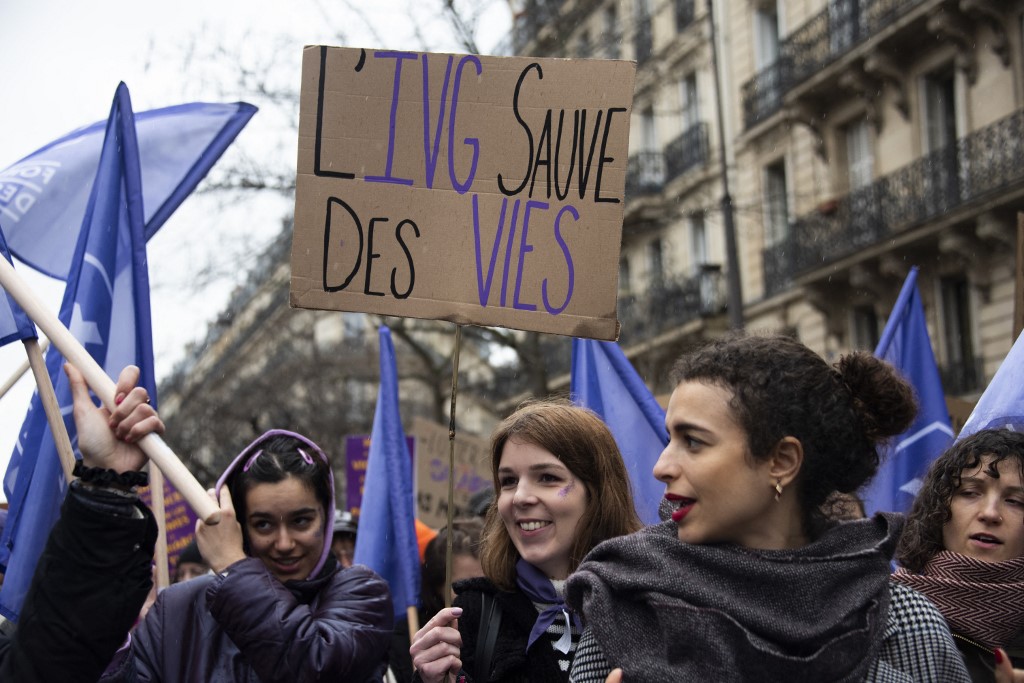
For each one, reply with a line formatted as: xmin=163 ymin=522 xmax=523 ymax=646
xmin=0 ymin=83 xmax=158 ymax=621
xmin=0 ymin=98 xmax=255 ymax=279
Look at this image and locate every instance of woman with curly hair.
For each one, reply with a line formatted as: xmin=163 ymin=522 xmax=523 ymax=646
xmin=566 ymin=333 xmax=969 ymax=682
xmin=895 ymin=429 xmax=1024 ymax=682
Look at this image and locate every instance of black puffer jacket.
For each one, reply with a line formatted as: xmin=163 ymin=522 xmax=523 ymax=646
xmin=101 ymin=558 xmax=394 ymax=682
xmin=451 ymin=576 xmax=572 ymax=683
xmin=0 ymin=480 xmax=157 ymax=683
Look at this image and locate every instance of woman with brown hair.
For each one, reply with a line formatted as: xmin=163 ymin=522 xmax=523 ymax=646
xmin=895 ymin=428 xmax=1024 ymax=682
xmin=410 ymin=400 xmax=642 ymax=682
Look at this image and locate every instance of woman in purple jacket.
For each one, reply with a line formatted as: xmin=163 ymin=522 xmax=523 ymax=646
xmin=102 ymin=430 xmax=394 ymax=682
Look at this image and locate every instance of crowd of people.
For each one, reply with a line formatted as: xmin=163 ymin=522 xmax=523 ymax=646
xmin=1 ymin=331 xmax=1023 ymax=682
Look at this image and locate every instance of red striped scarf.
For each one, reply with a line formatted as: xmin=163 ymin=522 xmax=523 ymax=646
xmin=893 ymin=551 xmax=1024 ymax=650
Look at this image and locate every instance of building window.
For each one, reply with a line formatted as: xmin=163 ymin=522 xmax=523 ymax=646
xmin=681 ymin=73 xmax=699 ymax=130
xmin=925 ymin=68 xmax=958 ymax=152
xmin=754 ymin=3 xmax=780 ymax=69
xmin=675 ymin=0 xmax=695 ymax=32
xmin=641 ymin=106 xmax=657 ymax=151
xmin=618 ymin=255 xmax=631 ymax=294
xmin=940 ymin=275 xmax=978 ymax=393
xmin=634 ymin=0 xmax=653 ymax=64
xmin=690 ymin=213 xmax=708 ymax=271
xmin=851 ymin=304 xmax=879 ymax=351
xmin=763 ymin=161 xmax=789 ymax=245
xmin=845 ymin=117 xmax=873 ymax=191
xmin=603 ymin=5 xmax=620 ymax=59
xmin=647 ymin=239 xmax=664 ymax=286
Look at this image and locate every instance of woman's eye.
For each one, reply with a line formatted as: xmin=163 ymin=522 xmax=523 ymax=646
xmin=685 ymin=436 xmax=703 ymax=449
xmin=499 ymin=476 xmax=516 ymax=488
xmin=957 ymin=488 xmax=980 ymax=498
xmin=293 ymin=516 xmax=314 ymax=527
xmin=1007 ymin=498 xmax=1024 ymax=507
xmin=539 ymin=473 xmax=561 ymax=483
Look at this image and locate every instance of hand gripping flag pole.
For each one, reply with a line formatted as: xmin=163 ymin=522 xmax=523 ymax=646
xmin=0 ymin=256 xmax=219 ymax=524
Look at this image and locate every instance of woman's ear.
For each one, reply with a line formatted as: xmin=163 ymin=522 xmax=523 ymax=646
xmin=770 ymin=436 xmax=804 ymax=488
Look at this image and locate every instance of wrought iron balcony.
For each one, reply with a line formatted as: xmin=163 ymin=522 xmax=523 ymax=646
xmin=635 ymin=19 xmax=653 ymax=64
xmin=675 ymin=0 xmax=695 ymax=33
xmin=741 ymin=0 xmax=929 ymax=129
xmin=618 ymin=265 xmax=725 ymax=346
xmin=626 ymin=151 xmax=666 ymax=198
xmin=664 ymin=123 xmax=709 ymax=183
xmin=761 ymin=108 xmax=1024 ymax=297
xmin=741 ymin=59 xmax=791 ymax=129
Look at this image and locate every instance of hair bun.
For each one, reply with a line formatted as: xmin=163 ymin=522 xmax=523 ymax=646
xmin=835 ymin=352 xmax=917 ymax=443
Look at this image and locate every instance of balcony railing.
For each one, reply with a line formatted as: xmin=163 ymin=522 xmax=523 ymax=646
xmin=665 ymin=123 xmax=709 ymax=183
xmin=618 ymin=265 xmax=725 ymax=345
xmin=675 ymin=0 xmax=695 ymax=33
xmin=761 ymin=108 xmax=1024 ymax=296
xmin=626 ymin=151 xmax=666 ymax=198
xmin=741 ymin=0 xmax=929 ymax=129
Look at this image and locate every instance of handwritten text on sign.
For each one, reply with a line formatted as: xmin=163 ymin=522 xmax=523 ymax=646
xmin=291 ymin=47 xmax=635 ymax=340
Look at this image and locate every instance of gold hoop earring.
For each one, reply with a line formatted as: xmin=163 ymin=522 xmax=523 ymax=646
xmin=774 ymin=480 xmax=784 ymax=502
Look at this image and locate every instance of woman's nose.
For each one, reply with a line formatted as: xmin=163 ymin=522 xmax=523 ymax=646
xmin=653 ymin=445 xmax=676 ymax=483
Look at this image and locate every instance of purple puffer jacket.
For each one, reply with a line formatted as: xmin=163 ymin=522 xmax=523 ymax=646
xmin=101 ymin=556 xmax=393 ymax=682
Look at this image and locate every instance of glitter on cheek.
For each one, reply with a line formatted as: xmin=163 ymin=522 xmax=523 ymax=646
xmin=558 ymin=482 xmax=576 ymax=498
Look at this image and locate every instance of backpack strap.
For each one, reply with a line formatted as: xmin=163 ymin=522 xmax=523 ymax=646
xmin=473 ymin=592 xmax=502 ymax=681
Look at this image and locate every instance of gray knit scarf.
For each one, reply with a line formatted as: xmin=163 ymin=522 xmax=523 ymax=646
xmin=566 ymin=513 xmax=902 ymax=682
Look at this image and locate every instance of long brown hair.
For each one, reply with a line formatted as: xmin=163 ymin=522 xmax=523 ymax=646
xmin=480 ymin=400 xmax=643 ymax=590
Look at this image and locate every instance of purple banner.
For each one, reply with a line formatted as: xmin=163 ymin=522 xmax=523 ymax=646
xmin=345 ymin=434 xmax=415 ymax=516
xmin=139 ymin=477 xmax=198 ymax=572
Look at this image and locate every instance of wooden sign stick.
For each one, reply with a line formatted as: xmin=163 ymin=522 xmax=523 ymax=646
xmin=0 ymin=256 xmax=219 ymax=523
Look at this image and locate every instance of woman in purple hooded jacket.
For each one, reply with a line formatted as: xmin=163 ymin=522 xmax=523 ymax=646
xmin=101 ymin=430 xmax=394 ymax=682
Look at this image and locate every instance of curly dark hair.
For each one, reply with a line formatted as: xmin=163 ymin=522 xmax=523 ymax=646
xmin=897 ymin=429 xmax=1024 ymax=572
xmin=670 ymin=333 xmax=917 ymax=538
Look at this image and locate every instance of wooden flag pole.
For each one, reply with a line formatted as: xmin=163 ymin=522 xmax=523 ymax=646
xmin=0 ymin=256 xmax=219 ymax=523
xmin=443 ymin=324 xmax=463 ymax=612
xmin=150 ymin=466 xmax=171 ymax=590
xmin=22 ymin=337 xmax=75 ymax=482
xmin=0 ymin=338 xmax=48 ymax=401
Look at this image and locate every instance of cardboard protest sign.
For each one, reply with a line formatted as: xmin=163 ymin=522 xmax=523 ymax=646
xmin=292 ymin=47 xmax=636 ymax=340
xmin=409 ymin=417 xmax=491 ymax=528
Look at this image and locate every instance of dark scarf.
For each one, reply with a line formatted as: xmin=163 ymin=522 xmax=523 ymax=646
xmin=566 ymin=514 xmax=902 ymax=683
xmin=893 ymin=551 xmax=1024 ymax=650
xmin=516 ymin=558 xmax=582 ymax=652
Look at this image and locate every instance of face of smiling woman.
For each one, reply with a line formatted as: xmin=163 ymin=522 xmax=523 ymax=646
xmin=942 ymin=455 xmax=1024 ymax=563
xmin=245 ymin=476 xmax=326 ymax=582
xmin=497 ymin=439 xmax=588 ymax=580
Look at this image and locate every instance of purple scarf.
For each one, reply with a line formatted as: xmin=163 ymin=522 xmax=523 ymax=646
xmin=515 ymin=559 xmax=583 ymax=652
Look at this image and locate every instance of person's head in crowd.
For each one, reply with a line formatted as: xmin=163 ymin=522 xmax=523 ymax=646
xmin=174 ymin=539 xmax=210 ymax=583
xmin=331 ymin=510 xmax=358 ymax=569
xmin=482 ymin=399 xmax=643 ymax=589
xmin=659 ymin=333 xmax=915 ymax=545
xmin=898 ymin=428 xmax=1024 ymax=571
xmin=217 ymin=430 xmax=335 ymax=583
xmin=420 ymin=518 xmax=484 ymax=620
xmin=468 ymin=486 xmax=494 ymax=518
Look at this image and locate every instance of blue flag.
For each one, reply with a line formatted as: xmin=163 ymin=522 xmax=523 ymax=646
xmin=958 ymin=330 xmax=1024 ymax=439
xmin=0 ymin=98 xmax=255 ymax=280
xmin=862 ymin=266 xmax=954 ymax=515
xmin=0 ymin=225 xmax=36 ymax=347
xmin=0 ymin=83 xmax=160 ymax=621
xmin=570 ymin=338 xmax=667 ymax=525
xmin=353 ymin=326 xmax=419 ymax=621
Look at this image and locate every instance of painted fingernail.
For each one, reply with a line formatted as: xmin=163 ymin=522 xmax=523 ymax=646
xmin=114 ymin=393 xmax=125 ymax=405
xmin=451 ymin=607 xmax=463 ymax=616
xmin=995 ymin=649 xmax=1004 ymax=664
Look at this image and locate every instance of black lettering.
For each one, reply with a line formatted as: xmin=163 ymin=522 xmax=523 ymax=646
xmin=314 ymin=47 xmax=356 ymax=179
xmin=553 ymin=110 xmax=579 ymax=202
xmin=322 ymin=197 xmax=362 ymax=292
xmin=497 ymin=63 xmax=542 ymax=196
xmin=576 ymin=109 xmax=604 ymax=201
xmin=364 ymin=217 xmax=387 ymax=296
xmin=528 ymin=111 xmax=553 ymax=199
xmin=594 ymin=107 xmax=625 ymax=204
xmin=392 ymin=219 xmax=419 ymax=299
